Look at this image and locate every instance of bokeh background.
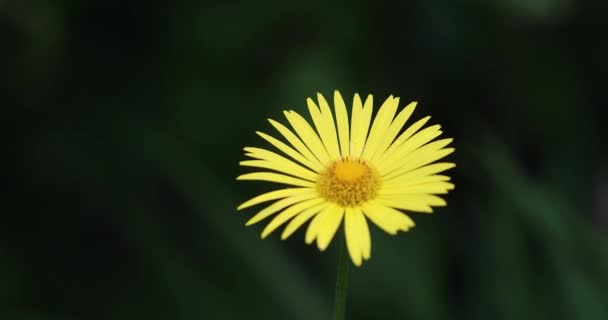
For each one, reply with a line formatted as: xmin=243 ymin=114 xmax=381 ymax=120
xmin=3 ymin=0 xmax=608 ymax=319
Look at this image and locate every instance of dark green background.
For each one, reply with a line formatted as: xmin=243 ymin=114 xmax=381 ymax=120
xmin=3 ymin=0 xmax=607 ymax=319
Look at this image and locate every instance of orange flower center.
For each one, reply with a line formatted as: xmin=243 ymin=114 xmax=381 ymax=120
xmin=316 ymin=158 xmax=381 ymax=207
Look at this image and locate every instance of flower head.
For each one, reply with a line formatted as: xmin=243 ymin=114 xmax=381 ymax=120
xmin=237 ymin=91 xmax=455 ymax=266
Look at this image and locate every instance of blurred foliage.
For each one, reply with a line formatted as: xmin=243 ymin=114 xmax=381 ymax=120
xmin=2 ymin=0 xmax=607 ymax=319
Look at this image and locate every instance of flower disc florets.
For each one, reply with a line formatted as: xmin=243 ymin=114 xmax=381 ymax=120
xmin=316 ymin=158 xmax=381 ymax=207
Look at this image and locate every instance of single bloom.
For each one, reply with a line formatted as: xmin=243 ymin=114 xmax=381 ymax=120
xmin=237 ymin=91 xmax=455 ymax=266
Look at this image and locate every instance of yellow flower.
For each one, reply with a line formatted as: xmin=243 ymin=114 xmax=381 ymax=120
xmin=237 ymin=91 xmax=455 ymax=266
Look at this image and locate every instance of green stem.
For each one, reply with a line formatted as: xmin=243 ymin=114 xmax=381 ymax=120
xmin=334 ymin=236 xmax=350 ymax=320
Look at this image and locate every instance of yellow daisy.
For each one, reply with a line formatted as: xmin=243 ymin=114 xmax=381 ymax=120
xmin=237 ymin=90 xmax=455 ymax=266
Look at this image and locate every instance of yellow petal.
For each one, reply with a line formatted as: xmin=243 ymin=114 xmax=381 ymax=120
xmin=375 ymin=196 xmax=434 ymax=213
xmin=356 ymin=208 xmax=371 ymax=261
xmin=379 ymin=182 xmax=455 ymax=195
xmin=284 ymin=110 xmax=331 ymax=165
xmin=344 ymin=208 xmax=362 ymax=266
xmin=261 ymin=198 xmax=325 ymax=238
xmin=268 ymin=118 xmax=324 ymax=171
xmin=240 ymin=145 xmax=319 ymax=181
xmin=384 ymin=163 xmax=456 ymax=184
xmin=350 ymin=94 xmax=373 ymax=158
xmin=344 ymin=207 xmax=366 ymax=266
xmin=254 ymin=131 xmax=321 ymax=172
xmin=333 ymin=91 xmax=350 ymax=157
xmin=418 ymin=194 xmax=447 ymax=206
xmin=377 ymin=194 xmax=447 ymax=212
xmin=281 ymin=202 xmax=330 ymax=240
xmin=361 ymin=96 xmax=398 ymax=160
xmin=370 ymin=101 xmax=417 ymax=162
xmin=237 ymin=172 xmax=315 ymax=187
xmin=349 ymin=94 xmax=363 ymax=156
xmin=314 ymin=93 xmax=341 ymax=159
xmin=245 ymin=192 xmax=319 ymax=225
xmin=237 ymin=187 xmax=314 ymax=210
xmin=361 ymin=202 xmax=415 ymax=235
xmin=315 ymin=205 xmax=344 ymax=251
xmin=382 ymin=174 xmax=451 ymax=189
xmin=378 ymin=115 xmax=431 ymax=163
xmin=305 ymin=205 xmax=334 ymax=244
xmin=239 ymin=160 xmax=315 ymax=181
xmin=379 ymin=125 xmax=443 ymax=175
xmin=383 ymin=147 xmax=454 ymax=180
xmin=380 ymin=138 xmax=453 ymax=178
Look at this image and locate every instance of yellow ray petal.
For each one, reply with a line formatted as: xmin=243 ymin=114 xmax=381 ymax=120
xmin=284 ymin=110 xmax=331 ymax=165
xmin=240 ymin=145 xmax=319 ymax=180
xmin=370 ymin=101 xmax=417 ymax=162
xmin=237 ymin=172 xmax=315 ymax=187
xmin=314 ymin=93 xmax=341 ymax=159
xmin=392 ymin=124 xmax=443 ymax=155
xmin=315 ymin=205 xmax=344 ymax=251
xmin=361 ymin=201 xmax=414 ymax=235
xmin=239 ymin=160 xmax=315 ymax=181
xmin=349 ymin=94 xmax=363 ymax=156
xmin=375 ymin=196 xmax=434 ymax=213
xmin=379 ymin=182 xmax=455 ymax=195
xmin=384 ymin=162 xmax=456 ymax=184
xmin=361 ymin=96 xmax=398 ymax=160
xmin=418 ymin=194 xmax=447 ymax=206
xmin=382 ymin=174 xmax=451 ymax=189
xmin=344 ymin=207 xmax=364 ymax=266
xmin=268 ymin=119 xmax=324 ymax=171
xmin=333 ymin=91 xmax=350 ymax=157
xmin=344 ymin=207 xmax=362 ymax=266
xmin=245 ymin=193 xmax=319 ymax=226
xmin=377 ymin=194 xmax=447 ymax=212
xmin=383 ymin=147 xmax=454 ymax=180
xmin=281 ymin=202 xmax=330 ymax=240
xmin=379 ymin=125 xmax=443 ymax=174
xmin=378 ymin=116 xmax=431 ymax=162
xmin=355 ymin=208 xmax=371 ymax=261
xmin=305 ymin=204 xmax=335 ymax=244
xmin=254 ymin=131 xmax=321 ymax=172
xmin=380 ymin=138 xmax=453 ymax=178
xmin=350 ymin=94 xmax=373 ymax=158
xmin=307 ymin=98 xmax=337 ymax=160
xmin=261 ymin=198 xmax=325 ymax=238
xmin=237 ymin=187 xmax=314 ymax=210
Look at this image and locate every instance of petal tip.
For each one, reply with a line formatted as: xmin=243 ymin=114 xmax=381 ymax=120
xmin=317 ymin=240 xmax=329 ymax=252
xmin=305 ymin=235 xmax=315 ymax=245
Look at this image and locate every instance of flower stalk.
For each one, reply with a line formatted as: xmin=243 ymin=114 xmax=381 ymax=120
xmin=334 ymin=235 xmax=350 ymax=320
